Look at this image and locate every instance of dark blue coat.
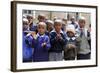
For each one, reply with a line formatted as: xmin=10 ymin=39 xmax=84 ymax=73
xmin=33 ymin=34 xmax=51 ymax=62
xmin=49 ymin=30 xmax=67 ymax=52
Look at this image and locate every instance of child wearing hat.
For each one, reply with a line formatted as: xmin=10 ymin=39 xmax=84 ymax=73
xmin=38 ymin=14 xmax=46 ymax=22
xmin=70 ymin=16 xmax=79 ymax=29
xmin=23 ymin=18 xmax=29 ymax=31
xmin=49 ymin=19 xmax=66 ymax=61
xmin=64 ymin=24 xmax=78 ymax=60
xmin=33 ymin=22 xmax=51 ymax=62
xmin=46 ymin=20 xmax=54 ymax=36
xmin=77 ymin=16 xmax=91 ymax=60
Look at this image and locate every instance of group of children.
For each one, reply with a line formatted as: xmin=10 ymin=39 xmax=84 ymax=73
xmin=23 ymin=14 xmax=91 ymax=62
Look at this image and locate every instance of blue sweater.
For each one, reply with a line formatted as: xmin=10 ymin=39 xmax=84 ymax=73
xmin=23 ymin=32 xmax=34 ymax=62
xmin=33 ymin=33 xmax=51 ymax=62
xmin=49 ymin=30 xmax=67 ymax=52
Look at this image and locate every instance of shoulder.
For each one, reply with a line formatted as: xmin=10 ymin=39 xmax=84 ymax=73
xmin=44 ymin=34 xmax=49 ymax=38
xmin=50 ymin=30 xmax=56 ymax=35
xmin=61 ymin=31 xmax=67 ymax=38
xmin=50 ymin=30 xmax=55 ymax=33
xmin=43 ymin=35 xmax=50 ymax=41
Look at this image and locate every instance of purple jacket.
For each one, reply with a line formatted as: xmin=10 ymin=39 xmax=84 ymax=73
xmin=23 ymin=32 xmax=34 ymax=62
xmin=33 ymin=33 xmax=51 ymax=62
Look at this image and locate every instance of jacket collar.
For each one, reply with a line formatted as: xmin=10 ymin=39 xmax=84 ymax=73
xmin=37 ymin=33 xmax=45 ymax=37
xmin=51 ymin=29 xmax=63 ymax=34
xmin=67 ymin=37 xmax=76 ymax=41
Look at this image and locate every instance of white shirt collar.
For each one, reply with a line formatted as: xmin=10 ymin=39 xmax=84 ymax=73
xmin=37 ymin=33 xmax=45 ymax=37
xmin=67 ymin=37 xmax=76 ymax=41
xmin=51 ymin=29 xmax=63 ymax=34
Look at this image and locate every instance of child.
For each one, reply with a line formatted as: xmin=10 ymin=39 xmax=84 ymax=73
xmin=64 ymin=24 xmax=78 ymax=60
xmin=27 ymin=15 xmax=37 ymax=31
xmin=23 ymin=18 xmax=29 ymax=31
xmin=37 ymin=14 xmax=46 ymax=22
xmin=49 ymin=19 xmax=66 ymax=61
xmin=70 ymin=16 xmax=80 ymax=37
xmin=45 ymin=20 xmax=54 ymax=36
xmin=23 ymin=19 xmax=36 ymax=62
xmin=33 ymin=22 xmax=51 ymax=62
xmin=77 ymin=16 xmax=91 ymax=60
xmin=70 ymin=16 xmax=79 ymax=29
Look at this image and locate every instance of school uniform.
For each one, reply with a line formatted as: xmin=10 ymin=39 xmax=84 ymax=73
xmin=33 ymin=33 xmax=51 ymax=62
xmin=49 ymin=30 xmax=66 ymax=61
xmin=77 ymin=28 xmax=91 ymax=60
xmin=23 ymin=32 xmax=34 ymax=62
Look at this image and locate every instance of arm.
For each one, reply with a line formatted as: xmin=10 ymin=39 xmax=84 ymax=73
xmin=25 ymin=34 xmax=37 ymax=48
xmin=50 ymin=32 xmax=57 ymax=45
xmin=25 ymin=35 xmax=33 ymax=47
xmin=59 ymin=33 xmax=67 ymax=45
xmin=42 ymin=36 xmax=51 ymax=51
xmin=45 ymin=36 xmax=51 ymax=50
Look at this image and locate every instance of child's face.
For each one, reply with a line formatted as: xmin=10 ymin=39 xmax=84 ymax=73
xmin=47 ymin=23 xmax=53 ymax=31
xmin=67 ymin=31 xmax=74 ymax=37
xmin=23 ymin=21 xmax=28 ymax=31
xmin=38 ymin=16 xmax=45 ymax=22
xmin=38 ymin=25 xmax=46 ymax=35
xmin=27 ymin=16 xmax=33 ymax=23
xmin=54 ymin=22 xmax=62 ymax=33
xmin=79 ymin=20 xmax=85 ymax=28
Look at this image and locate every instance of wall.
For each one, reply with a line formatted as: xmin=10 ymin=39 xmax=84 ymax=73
xmin=0 ymin=0 xmax=99 ymax=73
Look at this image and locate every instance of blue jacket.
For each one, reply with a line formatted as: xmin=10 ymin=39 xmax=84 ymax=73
xmin=33 ymin=33 xmax=51 ymax=62
xmin=49 ymin=30 xmax=67 ymax=52
xmin=23 ymin=32 xmax=34 ymax=62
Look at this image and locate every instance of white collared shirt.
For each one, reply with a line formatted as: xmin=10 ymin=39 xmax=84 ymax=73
xmin=67 ymin=37 xmax=76 ymax=41
xmin=51 ymin=29 xmax=64 ymax=34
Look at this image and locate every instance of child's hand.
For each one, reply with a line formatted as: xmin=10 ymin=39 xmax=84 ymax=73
xmin=42 ymin=42 xmax=47 ymax=48
xmin=31 ymin=31 xmax=37 ymax=39
xmin=56 ymin=34 xmax=62 ymax=40
xmin=71 ymin=44 xmax=76 ymax=48
xmin=67 ymin=44 xmax=76 ymax=49
xmin=28 ymin=20 xmax=33 ymax=26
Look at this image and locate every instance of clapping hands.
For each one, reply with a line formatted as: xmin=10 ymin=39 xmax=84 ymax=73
xmin=56 ymin=34 xmax=62 ymax=40
xmin=67 ymin=44 xmax=76 ymax=49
